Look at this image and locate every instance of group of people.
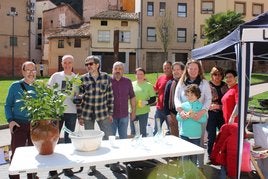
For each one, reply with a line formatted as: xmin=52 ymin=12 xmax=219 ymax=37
xmin=5 ymin=55 xmax=239 ymax=179
xmin=152 ymin=60 xmax=239 ymax=178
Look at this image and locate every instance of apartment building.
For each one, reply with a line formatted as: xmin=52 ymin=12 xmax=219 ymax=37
xmin=0 ymin=0 xmax=34 ymax=77
xmin=194 ymin=0 xmax=268 ymax=72
xmin=139 ymin=0 xmax=195 ymax=72
xmin=195 ymin=0 xmax=268 ymax=48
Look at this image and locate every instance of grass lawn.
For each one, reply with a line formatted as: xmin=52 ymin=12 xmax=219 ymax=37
xmin=0 ymin=73 xmax=268 ymax=125
xmin=248 ymin=91 xmax=268 ymax=110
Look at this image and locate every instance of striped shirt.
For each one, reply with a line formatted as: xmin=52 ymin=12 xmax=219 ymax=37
xmin=77 ymin=72 xmax=114 ymax=121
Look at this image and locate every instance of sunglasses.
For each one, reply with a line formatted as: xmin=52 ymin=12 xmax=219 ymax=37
xmin=85 ymin=62 xmax=94 ymax=66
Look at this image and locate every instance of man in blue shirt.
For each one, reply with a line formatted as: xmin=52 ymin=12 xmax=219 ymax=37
xmin=5 ymin=61 xmax=37 ymax=179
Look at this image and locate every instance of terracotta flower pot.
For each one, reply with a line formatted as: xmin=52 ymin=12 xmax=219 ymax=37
xmin=30 ymin=120 xmax=60 ymax=155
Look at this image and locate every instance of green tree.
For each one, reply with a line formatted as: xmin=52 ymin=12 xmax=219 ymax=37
xmin=156 ymin=11 xmax=174 ymax=60
xmin=204 ymin=11 xmax=244 ymax=44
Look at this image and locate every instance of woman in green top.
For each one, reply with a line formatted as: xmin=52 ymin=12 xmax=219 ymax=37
xmin=130 ymin=68 xmax=156 ymax=137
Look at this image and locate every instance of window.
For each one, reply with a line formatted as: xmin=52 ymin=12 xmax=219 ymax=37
xmin=200 ymin=25 xmax=206 ymax=39
xmin=58 ymin=56 xmax=63 ymax=71
xmin=37 ymin=18 xmax=42 ymax=29
xmin=175 ymin=53 xmax=188 ymax=64
xmin=147 ymin=2 xmax=154 ymax=16
xmin=119 ymin=31 xmax=130 ymax=43
xmin=37 ymin=33 xmax=42 ymax=46
xmin=177 ymin=28 xmax=186 ymax=42
xmin=98 ymin=30 xmax=110 ymax=42
xmin=178 ymin=3 xmax=187 ymax=17
xmin=252 ymin=3 xmax=263 ymax=16
xmin=58 ymin=39 xmax=64 ymax=48
xmin=10 ymin=36 xmax=17 ymax=46
xmin=147 ymin=27 xmax=156 ymax=41
xmin=74 ymin=38 xmax=81 ymax=48
xmin=121 ymin=21 xmax=128 ymax=26
xmin=101 ymin=21 xmax=107 ymax=26
xmin=159 ymin=2 xmax=166 ymax=16
xmin=201 ymin=1 xmax=214 ymax=14
xmin=235 ymin=2 xmax=246 ymax=15
xmin=50 ymin=20 xmax=53 ymax=27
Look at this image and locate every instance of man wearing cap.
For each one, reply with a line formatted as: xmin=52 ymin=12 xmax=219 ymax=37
xmin=76 ymin=55 xmax=114 ymax=176
xmin=47 ymin=54 xmax=78 ymax=177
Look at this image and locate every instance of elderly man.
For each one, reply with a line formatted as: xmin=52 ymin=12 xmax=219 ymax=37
xmin=48 ymin=55 xmax=78 ymax=144
xmin=111 ymin=61 xmax=136 ymax=139
xmin=47 ymin=55 xmax=78 ymax=177
xmin=77 ymin=55 xmax=114 ymax=176
xmin=109 ymin=61 xmax=136 ymax=173
xmin=5 ymin=61 xmax=38 ymax=179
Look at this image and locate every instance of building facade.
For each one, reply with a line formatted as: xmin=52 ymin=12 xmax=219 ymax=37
xmin=195 ymin=0 xmax=268 ymax=48
xmin=43 ymin=3 xmax=83 ymax=75
xmin=32 ymin=0 xmax=56 ymax=63
xmin=2 ymin=0 xmax=267 ymax=77
xmin=90 ymin=10 xmax=139 ymax=73
xmin=47 ymin=23 xmax=91 ymax=75
xmin=139 ymin=0 xmax=195 ymax=72
xmin=194 ymin=0 xmax=268 ymax=72
xmin=0 ymin=0 xmax=34 ymax=77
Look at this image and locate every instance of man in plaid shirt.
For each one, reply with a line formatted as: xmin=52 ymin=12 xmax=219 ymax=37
xmin=76 ymin=55 xmax=114 ymax=175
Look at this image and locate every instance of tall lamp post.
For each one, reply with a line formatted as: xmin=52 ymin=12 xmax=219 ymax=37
xmin=7 ymin=7 xmax=18 ymax=78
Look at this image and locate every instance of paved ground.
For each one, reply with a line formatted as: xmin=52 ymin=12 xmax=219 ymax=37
xmin=0 ymin=83 xmax=267 ymax=178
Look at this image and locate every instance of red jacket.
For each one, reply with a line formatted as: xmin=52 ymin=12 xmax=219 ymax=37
xmin=210 ymin=123 xmax=238 ymax=177
xmin=154 ymin=74 xmax=173 ymax=110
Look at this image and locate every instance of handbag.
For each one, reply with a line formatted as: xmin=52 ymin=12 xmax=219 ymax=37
xmin=241 ymin=140 xmax=251 ymax=172
xmin=253 ymin=123 xmax=268 ymax=149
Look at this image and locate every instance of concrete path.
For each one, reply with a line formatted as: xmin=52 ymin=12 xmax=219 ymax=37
xmin=250 ymin=83 xmax=268 ymax=97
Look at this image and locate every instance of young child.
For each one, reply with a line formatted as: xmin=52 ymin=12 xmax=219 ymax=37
xmin=176 ymin=84 xmax=207 ymax=165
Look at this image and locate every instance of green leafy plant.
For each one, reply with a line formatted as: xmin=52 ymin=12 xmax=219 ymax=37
xmin=17 ymin=75 xmax=81 ymax=121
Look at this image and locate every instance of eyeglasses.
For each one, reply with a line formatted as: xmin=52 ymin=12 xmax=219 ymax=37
xmin=213 ymin=73 xmax=222 ymax=76
xmin=24 ymin=69 xmax=37 ymax=73
xmin=85 ymin=62 xmax=94 ymax=66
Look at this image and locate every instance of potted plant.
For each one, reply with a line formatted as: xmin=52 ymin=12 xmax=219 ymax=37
xmin=17 ymin=75 xmax=81 ymax=155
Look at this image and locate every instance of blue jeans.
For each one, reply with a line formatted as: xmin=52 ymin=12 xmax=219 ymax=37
xmin=154 ymin=109 xmax=169 ymax=135
xmin=180 ymin=135 xmax=200 ymax=166
xmin=84 ymin=119 xmax=113 ymax=140
xmin=59 ymin=113 xmax=77 ymax=143
xmin=112 ymin=117 xmax=129 ymax=139
xmin=219 ymin=166 xmax=227 ymax=179
xmin=130 ymin=113 xmax=149 ymax=137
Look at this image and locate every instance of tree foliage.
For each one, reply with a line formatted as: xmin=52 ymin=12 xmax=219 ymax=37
xmin=204 ymin=11 xmax=244 ymax=44
xmin=156 ymin=11 xmax=174 ymax=60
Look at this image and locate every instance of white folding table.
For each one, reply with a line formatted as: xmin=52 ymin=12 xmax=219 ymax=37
xmin=9 ymin=135 xmax=205 ymax=176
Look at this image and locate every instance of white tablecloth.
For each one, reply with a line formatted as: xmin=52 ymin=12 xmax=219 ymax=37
xmin=9 ymin=135 xmax=205 ymax=175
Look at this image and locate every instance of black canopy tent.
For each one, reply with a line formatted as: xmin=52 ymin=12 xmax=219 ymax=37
xmin=192 ymin=12 xmax=268 ymax=178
